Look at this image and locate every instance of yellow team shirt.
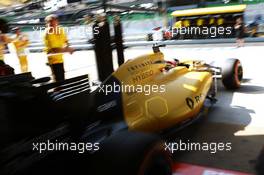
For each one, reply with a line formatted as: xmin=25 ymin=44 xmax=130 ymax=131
xmin=0 ymin=44 xmax=4 ymax=61
xmin=0 ymin=34 xmax=7 ymax=61
xmin=197 ymin=19 xmax=204 ymax=26
xmin=44 ymin=27 xmax=68 ymax=64
xmin=13 ymin=34 xmax=29 ymax=56
xmin=217 ymin=18 xmax=224 ymax=26
xmin=183 ymin=20 xmax=190 ymax=27
xmin=174 ymin=21 xmax=182 ymax=29
xmin=209 ymin=18 xmax=215 ymax=25
xmin=0 ymin=34 xmax=13 ymax=62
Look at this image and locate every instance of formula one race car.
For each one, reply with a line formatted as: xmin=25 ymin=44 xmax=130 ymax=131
xmin=0 ymin=45 xmax=243 ymax=175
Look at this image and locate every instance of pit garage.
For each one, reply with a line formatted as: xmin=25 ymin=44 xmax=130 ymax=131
xmin=1 ymin=1 xmax=264 ymax=175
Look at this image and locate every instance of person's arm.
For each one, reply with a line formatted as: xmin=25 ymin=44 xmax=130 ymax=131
xmin=20 ymin=35 xmax=29 ymax=48
xmin=4 ymin=35 xmax=12 ymax=43
xmin=234 ymin=23 xmax=238 ymax=29
xmin=243 ymin=24 xmax=248 ymax=33
xmin=1 ymin=34 xmax=13 ymax=44
xmin=63 ymin=31 xmax=74 ymax=54
xmin=48 ymin=38 xmax=74 ymax=54
xmin=48 ymin=47 xmax=74 ymax=54
xmin=44 ymin=33 xmax=51 ymax=53
xmin=14 ymin=37 xmax=29 ymax=48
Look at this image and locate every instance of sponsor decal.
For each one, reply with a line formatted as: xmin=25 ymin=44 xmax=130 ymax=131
xmin=186 ymin=97 xmax=194 ymax=109
xmin=132 ymin=70 xmax=154 ymax=83
xmin=97 ymin=100 xmax=117 ymax=112
xmin=186 ymin=93 xmax=204 ymax=109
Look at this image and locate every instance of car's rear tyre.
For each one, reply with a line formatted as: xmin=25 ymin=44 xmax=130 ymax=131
xmin=222 ymin=58 xmax=243 ymax=90
xmin=137 ymin=142 xmax=172 ymax=175
xmin=89 ymin=131 xmax=172 ymax=175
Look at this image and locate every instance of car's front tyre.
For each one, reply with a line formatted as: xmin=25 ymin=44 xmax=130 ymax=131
xmin=222 ymin=58 xmax=243 ymax=90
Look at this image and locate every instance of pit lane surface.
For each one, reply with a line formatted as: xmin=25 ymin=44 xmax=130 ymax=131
xmin=4 ymin=42 xmax=264 ymax=174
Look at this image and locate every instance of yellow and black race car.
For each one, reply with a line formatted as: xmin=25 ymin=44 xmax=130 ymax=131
xmin=0 ymin=45 xmax=243 ymax=175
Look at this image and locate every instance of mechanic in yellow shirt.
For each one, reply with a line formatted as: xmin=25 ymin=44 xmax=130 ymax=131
xmin=197 ymin=18 xmax=204 ymax=26
xmin=44 ymin=14 xmax=74 ymax=82
xmin=217 ymin=18 xmax=224 ymax=26
xmin=173 ymin=20 xmax=182 ymax=29
xmin=209 ymin=18 xmax=215 ymax=26
xmin=12 ymin=27 xmax=29 ymax=73
xmin=182 ymin=19 xmax=190 ymax=28
xmin=0 ymin=32 xmax=12 ymax=64
xmin=0 ymin=42 xmax=4 ymax=64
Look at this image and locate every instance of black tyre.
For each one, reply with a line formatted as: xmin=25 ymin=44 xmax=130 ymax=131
xmin=89 ymin=131 xmax=172 ymax=175
xmin=222 ymin=58 xmax=243 ymax=90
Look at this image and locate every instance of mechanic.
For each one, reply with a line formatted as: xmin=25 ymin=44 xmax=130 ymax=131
xmin=0 ymin=35 xmax=5 ymax=65
xmin=174 ymin=20 xmax=182 ymax=29
xmin=217 ymin=17 xmax=225 ymax=38
xmin=0 ymin=31 xmax=12 ymax=64
xmin=44 ymin=14 xmax=74 ymax=82
xmin=83 ymin=14 xmax=95 ymax=43
xmin=182 ymin=19 xmax=190 ymax=39
xmin=197 ymin=18 xmax=205 ymax=39
xmin=173 ymin=20 xmax=182 ymax=39
xmin=234 ymin=17 xmax=245 ymax=47
xmin=12 ymin=27 xmax=29 ymax=73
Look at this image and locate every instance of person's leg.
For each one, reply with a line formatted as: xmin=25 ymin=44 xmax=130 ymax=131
xmin=50 ymin=63 xmax=65 ymax=82
xmin=56 ymin=63 xmax=65 ymax=81
xmin=236 ymin=38 xmax=240 ymax=47
xmin=50 ymin=64 xmax=56 ymax=81
xmin=18 ymin=55 xmax=28 ymax=73
xmin=239 ymin=38 xmax=244 ymax=47
xmin=0 ymin=60 xmax=5 ymax=65
xmin=241 ymin=38 xmax=245 ymax=47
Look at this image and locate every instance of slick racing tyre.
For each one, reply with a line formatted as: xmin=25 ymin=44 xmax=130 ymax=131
xmin=89 ymin=131 xmax=173 ymax=175
xmin=222 ymin=58 xmax=243 ymax=90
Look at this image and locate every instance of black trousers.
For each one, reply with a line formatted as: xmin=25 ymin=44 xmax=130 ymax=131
xmin=0 ymin=60 xmax=5 ymax=65
xmin=50 ymin=63 xmax=65 ymax=82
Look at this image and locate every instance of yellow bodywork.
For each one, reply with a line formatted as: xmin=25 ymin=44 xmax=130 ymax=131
xmin=113 ymin=52 xmax=212 ymax=132
xmin=171 ymin=4 xmax=246 ymax=17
